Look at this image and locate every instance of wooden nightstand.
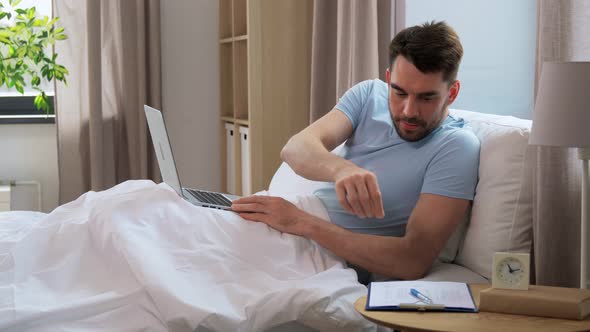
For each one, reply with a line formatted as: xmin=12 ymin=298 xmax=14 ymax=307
xmin=354 ymin=284 xmax=590 ymax=332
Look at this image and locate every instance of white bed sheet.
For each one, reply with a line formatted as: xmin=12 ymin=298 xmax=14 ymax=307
xmin=0 ymin=180 xmax=379 ymax=332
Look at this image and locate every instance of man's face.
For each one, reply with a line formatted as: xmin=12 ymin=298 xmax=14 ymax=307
xmin=386 ymin=56 xmax=460 ymax=142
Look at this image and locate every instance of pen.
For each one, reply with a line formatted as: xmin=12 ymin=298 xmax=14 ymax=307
xmin=410 ymin=288 xmax=433 ymax=304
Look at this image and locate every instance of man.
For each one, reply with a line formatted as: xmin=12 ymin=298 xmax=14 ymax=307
xmin=232 ymin=21 xmax=480 ymax=281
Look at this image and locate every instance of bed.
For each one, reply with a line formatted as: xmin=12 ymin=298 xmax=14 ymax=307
xmin=0 ymin=109 xmax=534 ymax=331
xmin=0 ymin=180 xmax=384 ymax=331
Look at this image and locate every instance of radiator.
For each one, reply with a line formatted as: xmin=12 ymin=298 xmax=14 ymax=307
xmin=0 ymin=181 xmax=42 ymax=212
xmin=0 ymin=184 xmax=10 ymax=211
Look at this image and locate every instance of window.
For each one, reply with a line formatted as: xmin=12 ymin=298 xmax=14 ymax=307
xmin=0 ymin=0 xmax=55 ymax=124
xmin=405 ymin=0 xmax=537 ymax=119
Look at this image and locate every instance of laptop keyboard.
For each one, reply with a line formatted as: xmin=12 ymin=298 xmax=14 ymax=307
xmin=186 ymin=189 xmax=232 ymax=207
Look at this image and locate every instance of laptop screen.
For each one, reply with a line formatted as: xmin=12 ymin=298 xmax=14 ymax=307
xmin=144 ymin=105 xmax=183 ymax=196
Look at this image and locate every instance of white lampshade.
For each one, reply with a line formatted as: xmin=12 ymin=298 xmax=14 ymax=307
xmin=529 ymin=62 xmax=590 ymax=147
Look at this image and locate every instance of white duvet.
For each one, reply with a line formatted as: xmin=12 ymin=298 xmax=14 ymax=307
xmin=0 ymin=180 xmax=378 ymax=332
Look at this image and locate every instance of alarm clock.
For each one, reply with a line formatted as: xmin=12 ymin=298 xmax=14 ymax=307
xmin=491 ymin=252 xmax=530 ymax=290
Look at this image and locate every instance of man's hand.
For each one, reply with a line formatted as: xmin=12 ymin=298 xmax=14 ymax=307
xmin=279 ymin=109 xmax=384 ymax=218
xmin=334 ymin=165 xmax=385 ymax=219
xmin=231 ymin=196 xmax=311 ymax=236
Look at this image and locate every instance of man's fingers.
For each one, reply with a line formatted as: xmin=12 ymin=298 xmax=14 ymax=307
xmin=231 ymin=202 xmax=263 ymax=212
xmin=335 ymin=170 xmax=383 ymax=219
xmin=354 ymin=181 xmax=372 ymax=218
xmin=345 ymin=182 xmax=365 ymax=218
xmin=335 ymin=181 xmax=355 ymax=215
xmin=232 ymin=195 xmax=268 ymax=205
xmin=366 ymin=177 xmax=385 ymax=218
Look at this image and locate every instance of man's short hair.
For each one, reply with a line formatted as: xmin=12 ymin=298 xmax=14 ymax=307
xmin=389 ymin=21 xmax=463 ymax=84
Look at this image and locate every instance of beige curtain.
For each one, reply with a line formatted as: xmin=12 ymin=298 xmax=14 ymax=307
xmin=53 ymin=0 xmax=162 ymax=204
xmin=533 ymin=0 xmax=590 ymax=287
xmin=309 ymin=0 xmax=403 ymax=122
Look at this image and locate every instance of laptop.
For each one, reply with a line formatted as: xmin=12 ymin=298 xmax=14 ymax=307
xmin=144 ymin=105 xmax=239 ymax=210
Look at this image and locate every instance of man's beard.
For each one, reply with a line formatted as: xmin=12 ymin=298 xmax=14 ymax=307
xmin=391 ymin=99 xmax=448 ymax=142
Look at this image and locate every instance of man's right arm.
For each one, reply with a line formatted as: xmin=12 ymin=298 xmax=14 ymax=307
xmin=280 ymin=109 xmax=384 ymax=219
xmin=280 ymin=109 xmax=353 ymax=181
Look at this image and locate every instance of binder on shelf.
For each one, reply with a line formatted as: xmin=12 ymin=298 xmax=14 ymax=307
xmin=0 ymin=184 xmax=10 ymax=211
xmin=239 ymin=126 xmax=251 ymax=195
xmin=224 ymin=123 xmax=236 ymax=194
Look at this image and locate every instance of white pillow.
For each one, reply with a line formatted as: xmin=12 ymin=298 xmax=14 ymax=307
xmin=268 ymin=146 xmax=343 ymax=197
xmin=450 ymin=109 xmax=533 ymax=279
xmin=268 ymin=162 xmax=325 ymax=197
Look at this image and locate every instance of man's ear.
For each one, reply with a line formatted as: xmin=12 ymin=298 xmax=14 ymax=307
xmin=447 ymin=80 xmax=460 ymax=105
xmin=386 ymin=68 xmax=391 ymax=83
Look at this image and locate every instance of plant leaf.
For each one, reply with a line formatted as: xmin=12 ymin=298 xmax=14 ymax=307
xmin=26 ymin=7 xmax=36 ymax=20
xmin=40 ymin=92 xmax=51 ymax=114
xmin=34 ymin=94 xmax=42 ymax=109
xmin=32 ymin=18 xmax=44 ymax=27
xmin=15 ymin=81 xmax=24 ymax=94
xmin=48 ymin=17 xmax=58 ymax=27
xmin=17 ymin=46 xmax=26 ymax=57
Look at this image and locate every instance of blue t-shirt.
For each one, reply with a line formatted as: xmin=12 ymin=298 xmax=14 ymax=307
xmin=313 ymin=79 xmax=480 ymax=236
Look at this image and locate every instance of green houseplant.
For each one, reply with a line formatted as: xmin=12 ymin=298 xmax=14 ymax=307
xmin=0 ymin=0 xmax=68 ymax=114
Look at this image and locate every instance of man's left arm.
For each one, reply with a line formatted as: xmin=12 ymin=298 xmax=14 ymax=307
xmin=231 ymin=193 xmax=469 ymax=280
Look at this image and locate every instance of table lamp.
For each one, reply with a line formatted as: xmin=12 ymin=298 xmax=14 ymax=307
xmin=529 ymin=61 xmax=590 ymax=289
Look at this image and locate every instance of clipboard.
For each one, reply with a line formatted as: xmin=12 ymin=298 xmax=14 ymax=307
xmin=365 ymin=281 xmax=478 ymax=313
xmin=398 ymin=303 xmax=446 ymax=311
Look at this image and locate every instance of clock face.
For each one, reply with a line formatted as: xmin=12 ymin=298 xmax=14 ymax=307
xmin=492 ymin=252 xmax=530 ymax=290
xmin=496 ymin=257 xmax=526 ymax=285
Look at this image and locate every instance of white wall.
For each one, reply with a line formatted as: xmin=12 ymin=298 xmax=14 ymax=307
xmin=0 ymin=123 xmax=59 ymax=212
xmin=160 ymin=0 xmax=221 ymax=192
